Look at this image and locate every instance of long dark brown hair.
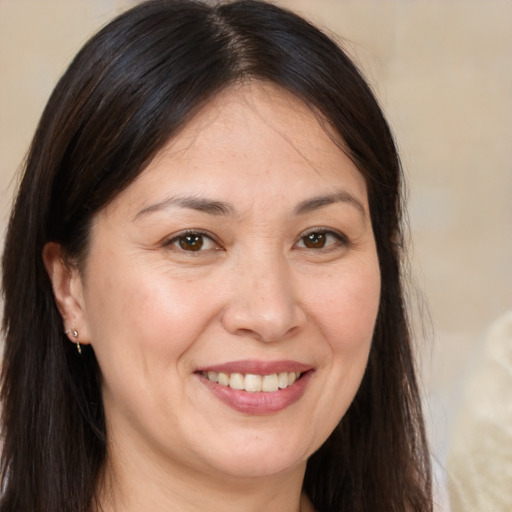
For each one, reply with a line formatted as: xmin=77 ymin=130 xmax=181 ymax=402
xmin=1 ymin=1 xmax=432 ymax=510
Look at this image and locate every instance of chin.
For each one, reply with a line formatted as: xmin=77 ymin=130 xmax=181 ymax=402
xmin=211 ymin=453 xmax=307 ymax=481
xmin=198 ymin=429 xmax=313 ymax=480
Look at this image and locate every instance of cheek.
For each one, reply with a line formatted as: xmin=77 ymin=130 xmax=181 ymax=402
xmin=83 ymin=257 xmax=218 ymax=369
xmin=310 ymin=260 xmax=381 ymax=353
xmin=296 ymin=260 xmax=380 ymax=449
xmin=83 ymin=261 xmax=220 ymax=420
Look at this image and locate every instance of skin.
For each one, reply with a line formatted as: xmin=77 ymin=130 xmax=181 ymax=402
xmin=44 ymin=82 xmax=381 ymax=512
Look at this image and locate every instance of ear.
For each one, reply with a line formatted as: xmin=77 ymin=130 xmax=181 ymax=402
xmin=42 ymin=242 xmax=91 ymax=345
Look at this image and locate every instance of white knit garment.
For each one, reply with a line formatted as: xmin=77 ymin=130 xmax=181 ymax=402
xmin=447 ymin=310 xmax=512 ymax=512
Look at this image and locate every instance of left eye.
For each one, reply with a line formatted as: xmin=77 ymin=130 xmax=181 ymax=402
xmin=296 ymin=231 xmax=344 ymax=250
xmin=168 ymin=232 xmax=219 ymax=252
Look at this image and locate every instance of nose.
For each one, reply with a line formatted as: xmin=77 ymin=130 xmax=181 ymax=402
xmin=221 ymin=251 xmax=306 ymax=343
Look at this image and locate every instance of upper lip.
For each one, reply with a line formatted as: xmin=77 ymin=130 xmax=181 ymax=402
xmin=196 ymin=360 xmax=312 ymax=375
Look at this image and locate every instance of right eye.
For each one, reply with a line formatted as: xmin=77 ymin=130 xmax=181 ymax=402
xmin=165 ymin=231 xmax=220 ymax=253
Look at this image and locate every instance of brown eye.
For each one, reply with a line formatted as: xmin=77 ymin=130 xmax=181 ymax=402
xmin=302 ymin=232 xmax=327 ymax=249
xmin=178 ymin=234 xmax=204 ymax=251
xmin=296 ymin=230 xmax=347 ymax=251
xmin=168 ymin=231 xmax=220 ymax=253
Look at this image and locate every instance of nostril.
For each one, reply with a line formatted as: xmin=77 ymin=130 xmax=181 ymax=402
xmin=220 ymin=272 xmax=306 ymax=342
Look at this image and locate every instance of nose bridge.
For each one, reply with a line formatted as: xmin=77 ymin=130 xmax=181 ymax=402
xmin=222 ymin=245 xmax=303 ymax=342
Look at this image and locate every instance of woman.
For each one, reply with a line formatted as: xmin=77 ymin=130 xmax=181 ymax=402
xmin=0 ymin=1 xmax=432 ymax=511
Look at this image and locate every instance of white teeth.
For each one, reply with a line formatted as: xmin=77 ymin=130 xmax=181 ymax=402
xmin=202 ymin=370 xmax=302 ymax=392
xmin=218 ymin=372 xmax=229 ymax=386
xmin=278 ymin=372 xmax=289 ymax=389
xmin=262 ymin=373 xmax=279 ymax=392
xmin=230 ymin=373 xmax=245 ymax=390
xmin=245 ymin=374 xmax=262 ymax=392
xmin=207 ymin=371 xmax=218 ymax=383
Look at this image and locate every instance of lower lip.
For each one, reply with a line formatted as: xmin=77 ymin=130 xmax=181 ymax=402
xmin=199 ymin=371 xmax=313 ymax=415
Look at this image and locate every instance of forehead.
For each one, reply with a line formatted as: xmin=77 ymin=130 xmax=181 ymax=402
xmin=170 ymin=82 xmax=333 ymax=148
xmin=103 ymin=81 xmax=368 ymax=218
xmin=172 ymin=83 xmax=347 ymax=161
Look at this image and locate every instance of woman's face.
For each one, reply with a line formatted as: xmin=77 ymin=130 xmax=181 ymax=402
xmin=72 ymin=83 xmax=380 ymax=482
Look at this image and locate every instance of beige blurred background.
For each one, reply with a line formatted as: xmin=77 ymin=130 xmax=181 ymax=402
xmin=1 ymin=1 xmax=511 ymax=509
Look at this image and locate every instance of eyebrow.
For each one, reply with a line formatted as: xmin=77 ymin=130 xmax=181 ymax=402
xmin=134 ymin=189 xmax=366 ymax=221
xmin=134 ymin=195 xmax=235 ymax=220
xmin=293 ymin=191 xmax=366 ymax=217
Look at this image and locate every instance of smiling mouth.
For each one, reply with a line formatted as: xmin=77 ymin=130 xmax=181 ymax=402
xmin=201 ymin=371 xmax=302 ymax=393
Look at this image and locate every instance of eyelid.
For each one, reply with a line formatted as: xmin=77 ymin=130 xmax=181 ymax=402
xmin=162 ymin=227 xmax=350 ymax=253
xmin=164 ymin=229 xmax=223 ymax=252
xmin=295 ymin=227 xmax=350 ymax=249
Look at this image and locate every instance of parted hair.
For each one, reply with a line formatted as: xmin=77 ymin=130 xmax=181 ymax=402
xmin=1 ymin=1 xmax=432 ymax=511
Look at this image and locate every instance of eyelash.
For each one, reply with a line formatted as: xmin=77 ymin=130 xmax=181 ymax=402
xmin=165 ymin=228 xmax=349 ymax=254
xmin=295 ymin=228 xmax=349 ymax=251
xmin=164 ymin=230 xmax=221 ymax=253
